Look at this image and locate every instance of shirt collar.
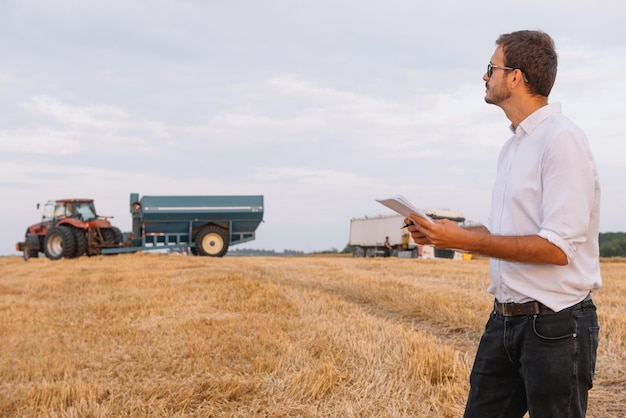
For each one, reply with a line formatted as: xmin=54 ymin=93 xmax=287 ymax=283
xmin=509 ymin=103 xmax=562 ymax=136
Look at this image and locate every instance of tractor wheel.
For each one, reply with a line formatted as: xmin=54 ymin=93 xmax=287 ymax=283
xmin=72 ymin=228 xmax=87 ymax=258
xmin=44 ymin=226 xmax=77 ymax=260
xmin=194 ymin=226 xmax=229 ymax=257
xmin=101 ymin=227 xmax=123 ymax=246
xmin=111 ymin=226 xmax=123 ymax=244
xmin=23 ymin=241 xmax=39 ymax=261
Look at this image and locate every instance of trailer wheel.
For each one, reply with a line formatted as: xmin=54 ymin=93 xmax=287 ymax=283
xmin=194 ymin=226 xmax=229 ymax=257
xmin=44 ymin=226 xmax=76 ymax=260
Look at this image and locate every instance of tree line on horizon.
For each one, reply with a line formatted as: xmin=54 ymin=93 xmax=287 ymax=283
xmin=230 ymin=233 xmax=626 ymax=258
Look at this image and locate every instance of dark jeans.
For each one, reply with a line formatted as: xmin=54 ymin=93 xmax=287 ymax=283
xmin=464 ymin=298 xmax=599 ymax=418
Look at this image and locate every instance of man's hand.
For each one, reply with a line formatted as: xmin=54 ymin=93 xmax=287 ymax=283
xmin=405 ymin=215 xmax=467 ymax=249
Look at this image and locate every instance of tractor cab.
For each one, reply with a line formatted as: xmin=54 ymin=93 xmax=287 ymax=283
xmin=41 ymin=199 xmax=99 ymax=225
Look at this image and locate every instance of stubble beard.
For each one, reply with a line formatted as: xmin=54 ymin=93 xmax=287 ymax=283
xmin=484 ymin=79 xmax=511 ymax=105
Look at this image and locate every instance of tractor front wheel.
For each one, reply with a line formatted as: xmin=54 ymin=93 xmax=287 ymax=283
xmin=23 ymin=241 xmax=39 ymax=261
xmin=44 ymin=226 xmax=76 ymax=260
xmin=72 ymin=228 xmax=87 ymax=258
xmin=194 ymin=226 xmax=229 ymax=257
xmin=101 ymin=227 xmax=123 ymax=246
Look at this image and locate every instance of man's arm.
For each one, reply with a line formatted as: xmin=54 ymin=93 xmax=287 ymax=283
xmin=407 ymin=215 xmax=567 ymax=266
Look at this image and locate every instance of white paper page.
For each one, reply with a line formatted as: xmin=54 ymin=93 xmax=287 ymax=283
xmin=375 ymin=195 xmax=434 ymax=223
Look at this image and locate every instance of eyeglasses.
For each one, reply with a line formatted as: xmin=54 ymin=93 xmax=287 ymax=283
xmin=487 ymin=63 xmax=529 ymax=83
xmin=487 ymin=63 xmax=515 ymax=77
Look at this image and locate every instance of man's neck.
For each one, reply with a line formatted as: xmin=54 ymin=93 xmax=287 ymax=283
xmin=501 ymin=96 xmax=549 ymax=129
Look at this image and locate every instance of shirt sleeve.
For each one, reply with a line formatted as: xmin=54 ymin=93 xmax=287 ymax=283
xmin=537 ymin=127 xmax=597 ymax=263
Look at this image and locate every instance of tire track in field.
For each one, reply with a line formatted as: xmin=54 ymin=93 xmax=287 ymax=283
xmin=257 ymin=268 xmax=483 ymax=357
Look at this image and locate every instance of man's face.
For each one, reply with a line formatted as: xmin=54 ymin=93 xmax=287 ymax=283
xmin=484 ymin=46 xmax=512 ymax=105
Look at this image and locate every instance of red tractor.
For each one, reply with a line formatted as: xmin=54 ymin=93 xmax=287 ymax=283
xmin=16 ymin=199 xmax=123 ymax=261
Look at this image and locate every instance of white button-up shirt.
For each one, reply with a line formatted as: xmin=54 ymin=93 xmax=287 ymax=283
xmin=486 ymin=103 xmax=602 ymax=312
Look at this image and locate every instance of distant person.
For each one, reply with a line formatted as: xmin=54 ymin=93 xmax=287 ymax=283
xmin=406 ymin=30 xmax=601 ymax=418
xmin=383 ymin=236 xmax=392 ymax=257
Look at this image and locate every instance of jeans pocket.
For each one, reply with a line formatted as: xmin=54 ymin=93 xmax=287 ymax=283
xmin=532 ymin=312 xmax=577 ymax=341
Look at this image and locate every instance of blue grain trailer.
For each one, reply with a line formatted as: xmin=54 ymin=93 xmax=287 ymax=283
xmin=101 ymin=193 xmax=264 ymax=257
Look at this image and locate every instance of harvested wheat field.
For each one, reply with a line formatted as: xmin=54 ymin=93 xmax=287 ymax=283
xmin=0 ymin=254 xmax=624 ymax=417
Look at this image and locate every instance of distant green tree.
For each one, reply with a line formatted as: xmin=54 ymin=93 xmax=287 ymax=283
xmin=314 ymin=247 xmax=339 ymax=254
xmin=599 ymin=232 xmax=626 ymax=257
xmin=228 ymin=248 xmax=279 ymax=256
xmin=283 ymin=249 xmax=305 ymax=256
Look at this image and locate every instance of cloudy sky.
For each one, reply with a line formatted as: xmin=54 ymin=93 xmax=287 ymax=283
xmin=1 ymin=0 xmax=625 ymax=255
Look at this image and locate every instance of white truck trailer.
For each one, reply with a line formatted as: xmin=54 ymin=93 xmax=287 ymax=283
xmin=349 ymin=209 xmax=467 ymax=258
xmin=349 ymin=214 xmax=416 ymax=258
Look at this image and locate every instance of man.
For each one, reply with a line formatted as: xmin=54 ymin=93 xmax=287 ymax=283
xmin=383 ymin=236 xmax=392 ymax=257
xmin=407 ymin=30 xmax=601 ymax=418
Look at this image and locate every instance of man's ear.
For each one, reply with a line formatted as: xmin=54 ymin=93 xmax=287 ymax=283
xmin=510 ymin=69 xmax=526 ymax=88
